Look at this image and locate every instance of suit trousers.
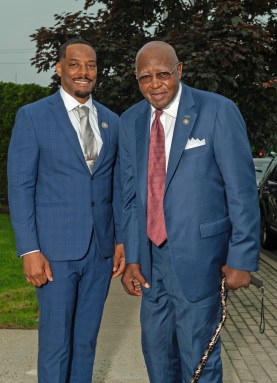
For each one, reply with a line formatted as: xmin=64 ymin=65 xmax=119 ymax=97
xmin=36 ymin=233 xmax=113 ymax=383
xmin=140 ymin=242 xmax=223 ymax=383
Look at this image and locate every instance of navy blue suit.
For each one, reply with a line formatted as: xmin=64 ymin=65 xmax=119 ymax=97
xmin=8 ymin=90 xmax=122 ymax=382
xmin=120 ymin=83 xmax=260 ymax=382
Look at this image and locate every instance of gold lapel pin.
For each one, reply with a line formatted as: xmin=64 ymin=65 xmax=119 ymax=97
xmin=183 ymin=118 xmax=190 ymax=125
xmin=101 ymin=122 xmax=108 ymax=129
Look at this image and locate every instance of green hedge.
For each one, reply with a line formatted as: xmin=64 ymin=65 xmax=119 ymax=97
xmin=0 ymin=82 xmax=50 ymax=205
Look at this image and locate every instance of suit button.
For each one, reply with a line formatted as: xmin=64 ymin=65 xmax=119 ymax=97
xmin=91 ymin=202 xmax=95 ymax=207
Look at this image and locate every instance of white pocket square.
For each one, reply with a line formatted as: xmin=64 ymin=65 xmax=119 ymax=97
xmin=185 ymin=138 xmax=206 ymax=150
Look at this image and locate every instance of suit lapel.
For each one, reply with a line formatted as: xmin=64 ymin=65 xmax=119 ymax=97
xmin=165 ymin=84 xmax=198 ymax=194
xmin=135 ymin=103 xmax=151 ymax=211
xmin=49 ymin=92 xmax=90 ymax=173
xmin=91 ymin=101 xmax=110 ymax=175
xmin=49 ymin=94 xmax=111 ymax=175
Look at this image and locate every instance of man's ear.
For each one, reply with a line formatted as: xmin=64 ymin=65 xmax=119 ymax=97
xmin=56 ymin=62 xmax=62 ymax=78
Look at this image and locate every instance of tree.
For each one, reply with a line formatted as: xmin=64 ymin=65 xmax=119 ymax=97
xmin=157 ymin=0 xmax=277 ymax=152
xmin=30 ymin=0 xmax=277 ymax=151
xmin=0 ymin=83 xmax=50 ymax=205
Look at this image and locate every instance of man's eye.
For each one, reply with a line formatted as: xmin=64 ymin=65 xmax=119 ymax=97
xmin=157 ymin=72 xmax=170 ymax=79
xmin=139 ymin=75 xmax=152 ymax=82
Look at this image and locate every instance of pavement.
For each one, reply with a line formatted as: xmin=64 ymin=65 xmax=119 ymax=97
xmin=0 ymin=251 xmax=276 ymax=383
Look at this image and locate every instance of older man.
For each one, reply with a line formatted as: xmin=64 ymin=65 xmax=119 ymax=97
xmin=120 ymin=41 xmax=260 ymax=382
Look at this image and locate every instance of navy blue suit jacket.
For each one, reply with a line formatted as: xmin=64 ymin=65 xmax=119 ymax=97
xmin=8 ymin=90 xmax=122 ymax=260
xmin=120 ymin=83 xmax=260 ymax=302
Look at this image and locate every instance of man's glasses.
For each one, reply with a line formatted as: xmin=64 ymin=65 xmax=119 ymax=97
xmin=136 ymin=62 xmax=181 ymax=85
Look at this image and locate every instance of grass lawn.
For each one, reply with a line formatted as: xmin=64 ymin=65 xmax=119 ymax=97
xmin=0 ymin=213 xmax=39 ymax=328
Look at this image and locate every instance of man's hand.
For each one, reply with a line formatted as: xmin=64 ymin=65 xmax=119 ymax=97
xmin=112 ymin=244 xmax=125 ymax=278
xmin=221 ymin=265 xmax=251 ymax=290
xmin=23 ymin=251 xmax=53 ymax=287
xmin=121 ymin=264 xmax=150 ymax=296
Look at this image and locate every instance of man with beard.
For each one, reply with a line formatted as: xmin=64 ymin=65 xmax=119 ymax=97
xmin=8 ymin=38 xmax=125 ymax=383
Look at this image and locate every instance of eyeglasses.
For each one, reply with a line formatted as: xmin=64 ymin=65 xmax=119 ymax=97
xmin=136 ymin=62 xmax=181 ymax=85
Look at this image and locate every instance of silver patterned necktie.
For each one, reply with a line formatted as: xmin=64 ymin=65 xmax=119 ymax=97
xmin=77 ymin=105 xmax=98 ymax=172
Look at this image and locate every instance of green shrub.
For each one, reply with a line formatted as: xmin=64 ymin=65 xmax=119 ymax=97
xmin=0 ymin=82 xmax=50 ymax=205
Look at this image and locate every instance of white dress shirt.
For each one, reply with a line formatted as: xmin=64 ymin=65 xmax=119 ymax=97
xmin=60 ymin=87 xmax=103 ymax=155
xmin=150 ymin=83 xmax=182 ymax=170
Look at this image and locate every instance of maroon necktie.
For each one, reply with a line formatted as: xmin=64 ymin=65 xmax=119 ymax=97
xmin=147 ymin=109 xmax=167 ymax=246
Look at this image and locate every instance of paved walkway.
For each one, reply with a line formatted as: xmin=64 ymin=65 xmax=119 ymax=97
xmin=0 ymin=252 xmax=276 ymax=382
xmin=221 ymin=252 xmax=277 ymax=383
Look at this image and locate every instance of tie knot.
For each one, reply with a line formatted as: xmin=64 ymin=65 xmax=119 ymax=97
xmin=155 ymin=109 xmax=163 ymax=119
xmin=78 ymin=105 xmax=89 ymax=119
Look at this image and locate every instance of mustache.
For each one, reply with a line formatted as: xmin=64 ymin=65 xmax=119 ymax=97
xmin=73 ymin=76 xmax=92 ymax=81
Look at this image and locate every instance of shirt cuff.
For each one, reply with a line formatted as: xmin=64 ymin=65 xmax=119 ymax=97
xmin=20 ymin=250 xmax=40 ymax=257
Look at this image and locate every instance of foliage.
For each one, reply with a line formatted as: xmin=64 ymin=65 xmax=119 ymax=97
xmin=29 ymin=0 xmax=276 ymax=151
xmin=0 ymin=214 xmax=38 ymax=328
xmin=0 ymin=82 xmax=50 ymax=204
xmin=157 ymin=1 xmax=277 ymax=153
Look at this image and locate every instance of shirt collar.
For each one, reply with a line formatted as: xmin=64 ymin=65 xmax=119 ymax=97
xmin=59 ymin=87 xmax=94 ymax=112
xmin=151 ymin=83 xmax=182 ymax=118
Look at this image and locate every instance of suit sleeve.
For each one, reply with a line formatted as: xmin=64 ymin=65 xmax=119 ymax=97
xmin=119 ymin=120 xmax=140 ymax=264
xmin=214 ymin=99 xmax=260 ymax=271
xmin=8 ymin=107 xmax=40 ymax=256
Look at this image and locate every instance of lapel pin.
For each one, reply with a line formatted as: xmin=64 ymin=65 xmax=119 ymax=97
xmin=101 ymin=122 xmax=108 ymax=129
xmin=183 ymin=118 xmax=190 ymax=125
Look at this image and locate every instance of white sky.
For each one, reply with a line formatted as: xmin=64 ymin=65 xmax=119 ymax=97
xmin=0 ymin=0 xmax=91 ymax=86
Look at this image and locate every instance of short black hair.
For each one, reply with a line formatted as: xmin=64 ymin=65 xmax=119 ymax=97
xmin=57 ymin=38 xmax=94 ymax=61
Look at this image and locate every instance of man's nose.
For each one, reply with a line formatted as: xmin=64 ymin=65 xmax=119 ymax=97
xmin=149 ymin=75 xmax=162 ymax=88
xmin=78 ymin=64 xmax=89 ymax=76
